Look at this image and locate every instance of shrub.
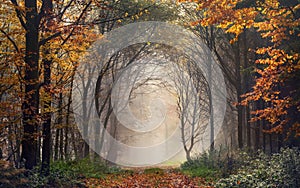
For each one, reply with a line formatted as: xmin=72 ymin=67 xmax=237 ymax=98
xmin=27 ymin=157 xmax=121 ymax=187
xmin=181 ymin=150 xmax=225 ymax=179
xmin=27 ymin=162 xmax=83 ymax=187
xmin=0 ymin=160 xmax=28 ymax=187
xmin=215 ymin=148 xmax=300 ymax=188
xmin=180 ymin=148 xmax=232 ymax=179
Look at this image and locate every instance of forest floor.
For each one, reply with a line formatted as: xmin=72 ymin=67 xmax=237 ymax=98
xmin=83 ymin=167 xmax=214 ymax=188
xmin=0 ymin=160 xmax=214 ymax=188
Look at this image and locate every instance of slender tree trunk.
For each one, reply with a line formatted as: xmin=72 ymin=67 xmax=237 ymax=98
xmin=64 ymin=118 xmax=69 ymax=160
xmin=262 ymin=125 xmax=266 ymax=152
xmin=255 ymin=102 xmax=260 ymax=151
xmin=70 ymin=128 xmax=78 ymax=159
xmin=8 ymin=123 xmax=15 ymax=163
xmin=65 ymin=69 xmax=76 ymax=160
xmin=40 ymin=0 xmax=53 ymax=176
xmin=83 ymin=90 xmax=89 ymax=157
xmin=36 ymin=126 xmax=41 ymax=163
xmin=15 ymin=123 xmax=21 ymax=168
xmin=59 ymin=122 xmax=64 ymax=160
xmin=237 ymin=93 xmax=243 ymax=149
xmin=204 ymin=26 xmax=215 ymax=151
xmin=235 ymin=41 xmax=243 ymax=149
xmin=269 ymin=133 xmax=273 ymax=153
xmin=246 ymin=106 xmax=251 ymax=149
xmin=278 ymin=134 xmax=282 ymax=152
xmin=41 ymin=50 xmax=52 ymax=175
xmin=242 ymin=30 xmax=251 ymax=150
xmin=261 ymin=98 xmax=266 ymax=152
xmin=106 ymin=113 xmax=118 ymax=163
xmin=208 ymin=26 xmax=214 ymax=151
xmin=54 ymin=129 xmax=59 ymax=160
xmin=54 ymin=93 xmax=63 ymax=160
xmin=22 ymin=0 xmax=39 ymax=169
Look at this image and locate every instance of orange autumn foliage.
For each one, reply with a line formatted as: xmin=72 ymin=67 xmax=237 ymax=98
xmin=179 ymin=0 xmax=300 ymax=136
xmin=85 ymin=169 xmax=212 ymax=188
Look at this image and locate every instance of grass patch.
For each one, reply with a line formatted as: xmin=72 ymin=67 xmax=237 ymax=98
xmin=180 ymin=149 xmax=233 ymax=180
xmin=144 ymin=167 xmax=164 ymax=175
xmin=51 ymin=157 xmax=117 ymax=178
xmin=27 ymin=157 xmax=121 ymax=187
xmin=181 ymin=166 xmax=219 ymax=180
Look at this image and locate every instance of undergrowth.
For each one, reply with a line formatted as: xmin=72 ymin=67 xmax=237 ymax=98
xmin=215 ymin=147 xmax=300 ymax=188
xmin=180 ymin=147 xmax=300 ymax=188
xmin=180 ymin=147 xmax=235 ymax=180
xmin=27 ymin=157 xmax=120 ymax=187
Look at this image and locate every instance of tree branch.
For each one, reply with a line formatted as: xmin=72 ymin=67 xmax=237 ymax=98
xmin=61 ymin=0 xmax=92 ymax=45
xmin=0 ymin=29 xmax=20 ymax=53
xmin=10 ymin=0 xmax=27 ymax=30
xmin=39 ymin=31 xmax=61 ymax=46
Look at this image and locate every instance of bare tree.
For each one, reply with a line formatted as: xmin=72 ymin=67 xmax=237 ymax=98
xmin=171 ymin=59 xmax=210 ymax=161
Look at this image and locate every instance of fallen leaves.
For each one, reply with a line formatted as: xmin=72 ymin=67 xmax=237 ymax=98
xmin=84 ymin=168 xmax=213 ymax=188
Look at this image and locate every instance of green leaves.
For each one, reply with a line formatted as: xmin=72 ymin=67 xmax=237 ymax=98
xmin=215 ymin=148 xmax=300 ymax=188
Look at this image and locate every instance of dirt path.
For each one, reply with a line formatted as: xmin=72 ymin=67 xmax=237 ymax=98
xmin=84 ymin=168 xmax=213 ymax=188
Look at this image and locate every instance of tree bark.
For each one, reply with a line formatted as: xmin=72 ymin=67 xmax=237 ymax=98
xmin=40 ymin=0 xmax=53 ymax=176
xmin=41 ymin=51 xmax=52 ymax=175
xmin=54 ymin=128 xmax=60 ymax=160
xmin=22 ymin=0 xmax=39 ymax=170
xmin=242 ymin=30 xmax=251 ymax=150
xmin=254 ymin=102 xmax=260 ymax=151
xmin=54 ymin=92 xmax=63 ymax=160
xmin=235 ymin=41 xmax=243 ymax=149
xmin=65 ymin=74 xmax=75 ymax=160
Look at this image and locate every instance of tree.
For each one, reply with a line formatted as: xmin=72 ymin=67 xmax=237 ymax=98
xmin=74 ymin=0 xmax=179 ymax=159
xmin=6 ymin=0 xmax=97 ymax=171
xmin=181 ymin=0 xmax=300 ymax=149
xmin=172 ymin=59 xmax=210 ymax=160
xmin=20 ymin=0 xmax=40 ymax=170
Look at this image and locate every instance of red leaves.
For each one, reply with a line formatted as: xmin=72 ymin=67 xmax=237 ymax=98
xmin=84 ymin=169 xmax=213 ymax=188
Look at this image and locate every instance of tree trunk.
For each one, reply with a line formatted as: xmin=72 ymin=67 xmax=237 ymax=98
xmin=8 ymin=123 xmax=15 ymax=163
xmin=70 ymin=127 xmax=78 ymax=159
xmin=269 ymin=133 xmax=273 ymax=153
xmin=41 ymin=52 xmax=52 ymax=175
xmin=64 ymin=117 xmax=69 ymax=160
xmin=54 ymin=92 xmax=63 ymax=160
xmin=246 ymin=106 xmax=251 ymax=149
xmin=208 ymin=26 xmax=214 ymax=151
xmin=22 ymin=0 xmax=39 ymax=170
xmin=254 ymin=102 xmax=260 ymax=151
xmin=54 ymin=128 xmax=60 ymax=160
xmin=15 ymin=123 xmax=21 ymax=168
xmin=59 ymin=122 xmax=64 ymax=160
xmin=235 ymin=41 xmax=243 ymax=149
xmin=242 ymin=30 xmax=251 ymax=150
xmin=36 ymin=126 xmax=41 ymax=163
xmin=186 ymin=150 xmax=191 ymax=162
xmin=40 ymin=0 xmax=53 ymax=176
xmin=83 ymin=90 xmax=89 ymax=158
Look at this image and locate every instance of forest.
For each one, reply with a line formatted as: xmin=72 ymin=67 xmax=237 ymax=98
xmin=0 ymin=0 xmax=299 ymax=187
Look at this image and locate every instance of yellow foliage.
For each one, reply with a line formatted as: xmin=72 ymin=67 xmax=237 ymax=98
xmin=184 ymin=0 xmax=300 ymax=135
